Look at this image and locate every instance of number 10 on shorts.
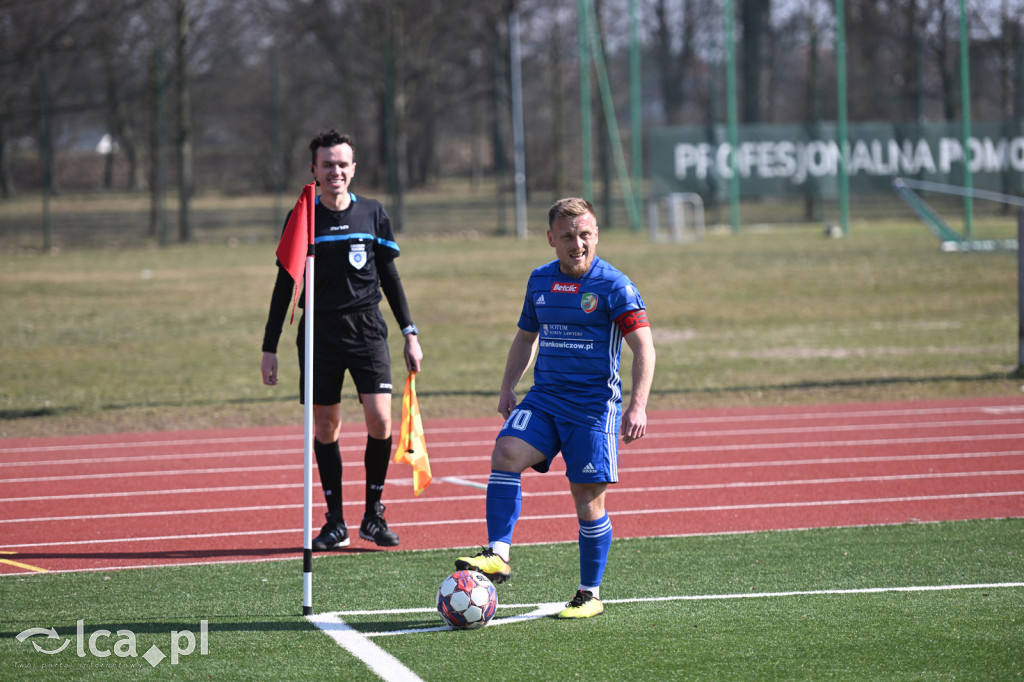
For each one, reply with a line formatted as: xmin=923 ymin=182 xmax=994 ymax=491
xmin=504 ymin=409 xmax=532 ymax=431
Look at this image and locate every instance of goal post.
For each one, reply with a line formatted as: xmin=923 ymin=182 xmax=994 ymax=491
xmin=647 ymin=193 xmax=706 ymax=243
xmin=892 ymin=178 xmax=1020 ymax=252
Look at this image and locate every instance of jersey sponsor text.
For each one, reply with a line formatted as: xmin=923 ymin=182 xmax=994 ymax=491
xmin=551 ymin=282 xmax=580 ymax=293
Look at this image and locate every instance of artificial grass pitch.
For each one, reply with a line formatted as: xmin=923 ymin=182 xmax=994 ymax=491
xmin=0 ymin=518 xmax=1021 ymax=680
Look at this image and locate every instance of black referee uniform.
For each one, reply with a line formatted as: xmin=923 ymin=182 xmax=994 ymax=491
xmin=262 ymin=192 xmax=416 ymax=547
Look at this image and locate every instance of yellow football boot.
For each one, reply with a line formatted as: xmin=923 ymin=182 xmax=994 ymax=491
xmin=454 ymin=547 xmax=511 ymax=584
xmin=555 ymin=590 xmax=604 ymax=619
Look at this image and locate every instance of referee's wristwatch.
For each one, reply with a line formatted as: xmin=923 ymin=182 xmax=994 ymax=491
xmin=401 ymin=324 xmax=419 ymax=336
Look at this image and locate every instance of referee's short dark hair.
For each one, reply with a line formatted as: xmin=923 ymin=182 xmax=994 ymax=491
xmin=310 ymin=129 xmax=353 ymax=166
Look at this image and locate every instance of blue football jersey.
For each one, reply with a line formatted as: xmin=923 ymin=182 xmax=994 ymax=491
xmin=517 ymin=256 xmax=646 ymax=431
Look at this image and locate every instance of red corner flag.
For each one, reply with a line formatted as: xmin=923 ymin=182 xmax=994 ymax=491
xmin=396 ymin=371 xmax=432 ymax=496
xmin=275 ymin=184 xmax=316 ymax=322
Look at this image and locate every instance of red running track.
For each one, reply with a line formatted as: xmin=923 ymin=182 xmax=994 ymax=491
xmin=1 ymin=397 xmax=1023 ymax=575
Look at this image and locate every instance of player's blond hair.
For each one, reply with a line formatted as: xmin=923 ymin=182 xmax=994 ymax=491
xmin=548 ymin=197 xmax=595 ymax=229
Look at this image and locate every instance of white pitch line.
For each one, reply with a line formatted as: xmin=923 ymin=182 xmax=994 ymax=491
xmin=305 ymin=613 xmax=424 ymax=682
xmin=359 ymin=603 xmax=567 ymax=636
xmin=597 ymin=582 xmax=1024 ymax=604
xmin=306 ymin=602 xmax=567 ymax=682
xmin=2 ymin=490 xmax=1021 ymax=549
xmin=313 ymin=577 xmax=1024 ymax=647
xmin=333 ymin=580 xmax=1024 ymax=620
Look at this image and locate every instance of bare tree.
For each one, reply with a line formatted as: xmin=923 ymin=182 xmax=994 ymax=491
xmin=0 ymin=0 xmax=100 ymax=197
xmin=6 ymin=0 xmax=1024 ymax=220
xmin=650 ymin=0 xmax=696 ymax=124
xmin=97 ymin=13 xmax=148 ymax=191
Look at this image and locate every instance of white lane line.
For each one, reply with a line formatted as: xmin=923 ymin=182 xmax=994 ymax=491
xmin=439 ymin=476 xmax=489 ymax=490
xmin=3 ymin=401 xmax=1021 ymax=456
xmin=3 ymin=470 xmax=1023 ymax=524
xmin=2 ymin=450 xmax=1022 ymax=502
xmin=5 ymin=417 xmax=1023 ymax=468
xmin=5 ymin=443 xmax=1024 ymax=487
xmin=2 ymin=490 xmax=1021 ymax=549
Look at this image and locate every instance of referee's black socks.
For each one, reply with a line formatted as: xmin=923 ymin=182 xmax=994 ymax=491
xmin=314 ymin=439 xmax=344 ymax=523
xmin=364 ymin=435 xmax=393 ymax=514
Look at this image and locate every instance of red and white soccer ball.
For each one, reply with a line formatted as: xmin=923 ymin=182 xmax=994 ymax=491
xmin=436 ymin=570 xmax=498 ymax=629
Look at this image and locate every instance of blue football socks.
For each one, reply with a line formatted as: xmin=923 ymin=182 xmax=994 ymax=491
xmin=485 ymin=471 xmax=522 ymax=546
xmin=578 ymin=513 xmax=613 ymax=591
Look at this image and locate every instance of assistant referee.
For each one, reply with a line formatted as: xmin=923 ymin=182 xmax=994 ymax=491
xmin=261 ymin=129 xmax=423 ymax=549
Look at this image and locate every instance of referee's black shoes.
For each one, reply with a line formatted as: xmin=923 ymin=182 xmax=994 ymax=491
xmin=311 ymin=511 xmax=350 ymax=551
xmin=359 ymin=502 xmax=400 ymax=547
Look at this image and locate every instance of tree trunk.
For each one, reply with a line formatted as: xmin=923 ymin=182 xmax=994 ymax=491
xmin=0 ymin=121 xmax=12 ymax=197
xmin=551 ymin=16 xmax=566 ymax=201
xmin=149 ymin=45 xmax=168 ymax=241
xmin=176 ymin=0 xmax=194 ymax=243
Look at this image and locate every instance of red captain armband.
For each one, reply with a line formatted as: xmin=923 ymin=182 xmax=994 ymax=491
xmin=616 ymin=309 xmax=650 ymax=335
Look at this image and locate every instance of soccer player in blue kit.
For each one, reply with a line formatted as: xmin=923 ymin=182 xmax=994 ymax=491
xmin=455 ymin=197 xmax=656 ymax=618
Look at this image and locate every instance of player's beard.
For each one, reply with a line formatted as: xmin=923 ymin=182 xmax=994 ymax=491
xmin=560 ymin=252 xmax=593 ymax=278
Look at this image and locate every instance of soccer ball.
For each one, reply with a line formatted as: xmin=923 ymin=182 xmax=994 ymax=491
xmin=436 ymin=570 xmax=498 ymax=629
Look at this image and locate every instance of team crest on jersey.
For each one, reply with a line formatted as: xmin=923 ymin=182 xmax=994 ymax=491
xmin=349 ymin=243 xmax=367 ymax=269
xmin=581 ymin=293 xmax=598 ymax=313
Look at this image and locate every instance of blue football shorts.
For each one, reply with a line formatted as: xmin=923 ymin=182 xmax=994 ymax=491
xmin=496 ymin=394 xmax=619 ymax=484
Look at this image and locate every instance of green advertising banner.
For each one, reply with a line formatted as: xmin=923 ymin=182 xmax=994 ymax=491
xmin=648 ymin=121 xmax=1024 ymax=201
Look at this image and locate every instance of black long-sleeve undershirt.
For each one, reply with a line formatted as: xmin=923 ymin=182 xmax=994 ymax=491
xmin=260 ymin=258 xmax=414 ymax=354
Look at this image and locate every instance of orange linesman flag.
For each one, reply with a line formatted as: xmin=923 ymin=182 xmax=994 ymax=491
xmin=396 ymin=371 xmax=432 ymax=496
xmin=275 ymin=183 xmax=317 ymax=323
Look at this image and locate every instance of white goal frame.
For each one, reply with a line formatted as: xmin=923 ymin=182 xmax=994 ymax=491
xmin=647 ymin=192 xmax=706 ymax=243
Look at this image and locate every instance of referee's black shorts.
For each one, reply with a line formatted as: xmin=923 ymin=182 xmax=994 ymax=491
xmin=296 ymin=306 xmax=393 ymax=405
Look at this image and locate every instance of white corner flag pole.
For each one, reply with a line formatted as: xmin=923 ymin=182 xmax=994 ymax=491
xmin=302 ymin=251 xmax=315 ymax=616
